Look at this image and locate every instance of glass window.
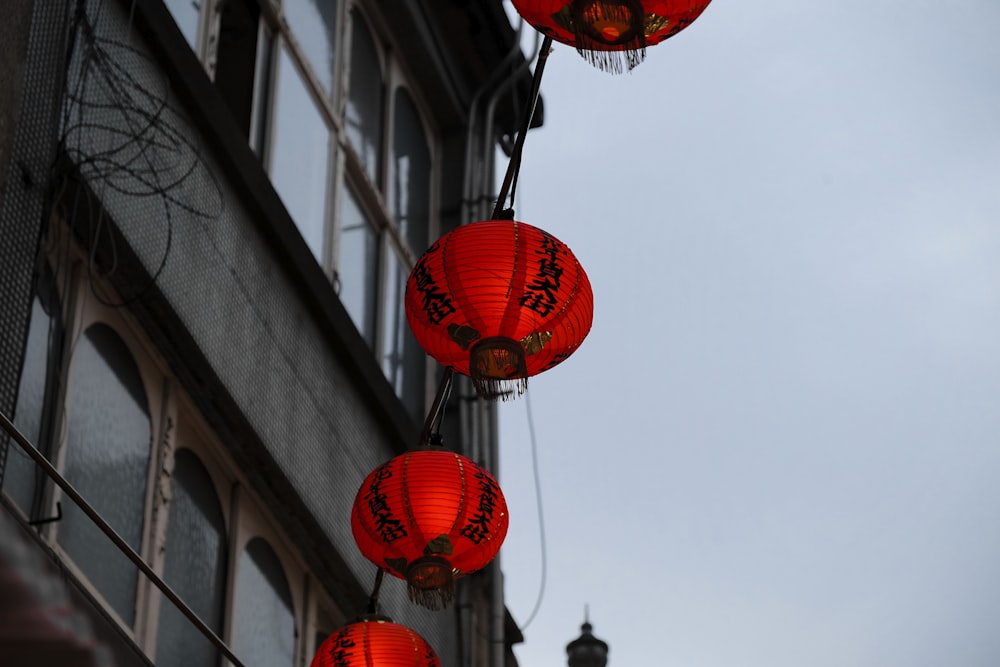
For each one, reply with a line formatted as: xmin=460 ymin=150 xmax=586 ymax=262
xmin=381 ymin=247 xmax=425 ymax=421
xmin=345 ymin=10 xmax=383 ymax=187
xmin=163 ymin=0 xmax=201 ymax=48
xmin=338 ymin=184 xmax=379 ymax=346
xmin=59 ymin=324 xmax=152 ymax=627
xmin=3 ymin=297 xmax=54 ymax=514
xmin=232 ymin=538 xmax=296 ymax=667
xmin=214 ymin=0 xmax=262 ymax=138
xmin=156 ymin=449 xmax=228 ymax=667
xmin=269 ymin=46 xmax=331 ymax=262
xmin=284 ymin=0 xmax=339 ymax=95
xmin=381 ymin=88 xmax=433 ymax=420
xmin=249 ymin=23 xmax=275 ymax=157
xmin=391 ymin=89 xmax=430 ymax=254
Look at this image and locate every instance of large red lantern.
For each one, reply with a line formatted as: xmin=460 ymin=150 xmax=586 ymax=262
xmin=405 ymin=219 xmax=593 ymax=400
xmin=311 ymin=617 xmax=439 ymax=667
xmin=510 ymin=0 xmax=712 ymax=73
xmin=351 ymin=449 xmax=508 ymax=609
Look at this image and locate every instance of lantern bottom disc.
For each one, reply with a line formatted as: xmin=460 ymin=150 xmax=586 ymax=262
xmin=560 ymin=0 xmax=648 ymax=73
xmin=469 ymin=337 xmax=528 ymax=401
xmin=407 ymin=556 xmax=456 ymax=610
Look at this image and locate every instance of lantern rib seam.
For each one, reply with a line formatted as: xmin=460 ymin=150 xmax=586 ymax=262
xmin=447 ymin=452 xmax=467 ymax=556
xmin=497 ymin=220 xmax=528 ymax=337
xmin=401 ymin=453 xmax=425 ymax=557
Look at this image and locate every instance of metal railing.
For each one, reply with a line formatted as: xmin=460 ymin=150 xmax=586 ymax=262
xmin=0 ymin=409 xmax=246 ymax=667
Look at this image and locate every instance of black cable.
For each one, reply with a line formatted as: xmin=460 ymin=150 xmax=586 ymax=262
xmin=518 ymin=389 xmax=547 ymax=630
xmin=366 ymin=567 xmax=386 ymax=615
xmin=55 ymin=2 xmax=223 ymax=309
xmin=491 ymin=36 xmax=553 ymax=221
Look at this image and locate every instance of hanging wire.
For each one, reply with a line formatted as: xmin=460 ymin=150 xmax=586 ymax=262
xmin=431 ymin=372 xmax=455 ymax=440
xmin=419 ymin=367 xmax=455 ymax=447
xmin=366 ymin=567 xmax=386 ymax=615
xmin=518 ymin=371 xmax=548 ymax=630
xmin=491 ymin=35 xmax=553 ymax=221
xmin=55 ymin=0 xmax=223 ymax=309
xmin=416 ymin=36 xmax=554 ymax=445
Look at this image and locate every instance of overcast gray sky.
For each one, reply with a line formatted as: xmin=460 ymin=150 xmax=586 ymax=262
xmin=496 ymin=1 xmax=1000 ymax=665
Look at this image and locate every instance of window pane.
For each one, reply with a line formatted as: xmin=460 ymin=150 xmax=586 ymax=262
xmin=270 ymin=46 xmax=330 ymax=262
xmin=345 ymin=10 xmax=383 ymax=186
xmin=284 ymin=0 xmax=338 ymax=95
xmin=59 ymin=324 xmax=151 ymax=626
xmin=3 ymin=297 xmax=53 ymax=513
xmin=338 ymin=184 xmax=378 ymax=346
xmin=381 ymin=247 xmax=426 ymax=421
xmin=214 ymin=0 xmax=261 ymax=137
xmin=156 ymin=449 xmax=227 ymax=667
xmin=232 ymin=538 xmax=295 ymax=667
xmin=392 ymin=89 xmax=430 ymax=254
xmin=163 ymin=0 xmax=201 ymax=49
xmin=250 ymin=24 xmax=275 ymax=157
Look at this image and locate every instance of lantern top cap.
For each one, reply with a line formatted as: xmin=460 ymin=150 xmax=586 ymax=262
xmin=351 ymin=613 xmax=393 ymax=624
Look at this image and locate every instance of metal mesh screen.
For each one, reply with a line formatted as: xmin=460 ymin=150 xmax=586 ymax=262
xmin=0 ymin=1 xmax=70 ymax=484
xmin=57 ymin=0 xmax=459 ymax=662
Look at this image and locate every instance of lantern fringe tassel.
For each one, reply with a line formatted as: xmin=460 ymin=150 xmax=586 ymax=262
xmin=576 ymin=43 xmax=646 ymax=74
xmin=407 ymin=580 xmax=456 ymax=611
xmin=470 ymin=337 xmax=529 ymax=401
xmin=406 ymin=555 xmax=460 ymax=610
xmin=565 ymin=0 xmax=648 ymax=74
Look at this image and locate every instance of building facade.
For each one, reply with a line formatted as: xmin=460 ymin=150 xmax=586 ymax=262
xmin=0 ymin=1 xmax=538 ymax=665
xmin=566 ymin=618 xmax=609 ymax=667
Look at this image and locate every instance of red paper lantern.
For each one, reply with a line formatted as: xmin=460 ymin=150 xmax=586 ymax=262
xmin=510 ymin=0 xmax=712 ymax=73
xmin=351 ymin=449 xmax=508 ymax=610
xmin=405 ymin=219 xmax=593 ymax=400
xmin=311 ymin=618 xmax=439 ymax=667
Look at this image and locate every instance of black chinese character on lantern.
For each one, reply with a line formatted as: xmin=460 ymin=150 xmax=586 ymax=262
xmin=519 ymin=232 xmax=564 ymax=316
xmin=365 ymin=465 xmax=407 ymax=543
xmin=413 ymin=245 xmax=456 ymax=324
xmin=331 ymin=635 xmax=357 ymax=667
xmin=460 ymin=470 xmax=500 ymax=544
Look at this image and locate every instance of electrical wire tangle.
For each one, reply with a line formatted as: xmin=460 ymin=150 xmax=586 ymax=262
xmin=56 ymin=0 xmax=224 ymax=308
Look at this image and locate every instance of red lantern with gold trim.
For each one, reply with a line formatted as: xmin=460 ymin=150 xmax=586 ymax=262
xmin=405 ymin=219 xmax=593 ymax=401
xmin=351 ymin=449 xmax=508 ymax=610
xmin=311 ymin=617 xmax=439 ymax=667
xmin=510 ymin=0 xmax=712 ymax=73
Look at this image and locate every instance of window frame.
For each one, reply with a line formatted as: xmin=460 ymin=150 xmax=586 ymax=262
xmin=162 ymin=0 xmax=444 ymax=415
xmin=337 ymin=5 xmax=441 ymax=418
xmin=44 ymin=262 xmax=169 ymax=641
xmin=1 ymin=237 xmax=346 ymax=665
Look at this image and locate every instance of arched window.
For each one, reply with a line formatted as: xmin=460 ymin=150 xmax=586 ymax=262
xmin=58 ymin=323 xmax=152 ymax=627
xmin=3 ymin=295 xmax=58 ymax=514
xmin=156 ymin=449 xmax=228 ymax=667
xmin=232 ymin=537 xmax=296 ymax=667
xmin=345 ymin=9 xmax=384 ymax=187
